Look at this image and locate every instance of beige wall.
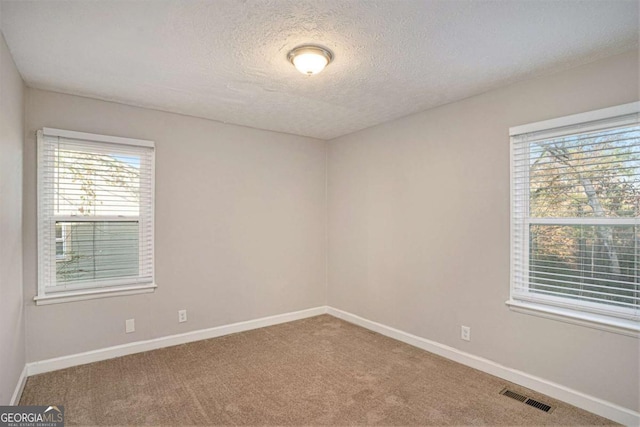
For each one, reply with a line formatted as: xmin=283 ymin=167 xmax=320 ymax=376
xmin=327 ymin=50 xmax=640 ymax=411
xmin=0 ymin=31 xmax=25 ymax=403
xmin=23 ymin=89 xmax=327 ymax=362
xmin=13 ymin=41 xmax=639 ymax=413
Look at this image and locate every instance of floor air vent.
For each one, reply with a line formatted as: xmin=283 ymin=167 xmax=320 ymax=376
xmin=500 ymin=388 xmax=554 ymax=413
xmin=500 ymin=389 xmax=527 ymax=402
xmin=524 ymin=398 xmax=553 ymax=413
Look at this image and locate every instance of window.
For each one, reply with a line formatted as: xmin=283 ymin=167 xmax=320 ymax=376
xmin=509 ymin=103 xmax=639 ymax=335
xmin=36 ymin=128 xmax=155 ymax=304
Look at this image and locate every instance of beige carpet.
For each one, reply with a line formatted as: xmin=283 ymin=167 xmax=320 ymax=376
xmin=20 ymin=314 xmax=615 ymax=426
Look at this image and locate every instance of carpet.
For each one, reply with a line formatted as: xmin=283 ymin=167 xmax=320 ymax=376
xmin=19 ymin=314 xmax=616 ymax=425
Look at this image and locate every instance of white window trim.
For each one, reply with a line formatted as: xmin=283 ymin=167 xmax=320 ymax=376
xmin=509 ymin=103 xmax=640 ymax=136
xmin=36 ymin=128 xmax=156 ymax=305
xmin=33 ymin=283 xmax=157 ymax=305
xmin=508 ymin=102 xmax=640 ymax=337
xmin=505 ymin=300 xmax=639 ymax=337
xmin=42 ymin=127 xmax=155 ymax=148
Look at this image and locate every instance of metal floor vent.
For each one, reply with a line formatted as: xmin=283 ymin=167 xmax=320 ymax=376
xmin=500 ymin=388 xmax=554 ymax=413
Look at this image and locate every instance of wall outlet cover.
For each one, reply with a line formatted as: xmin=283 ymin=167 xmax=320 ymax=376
xmin=126 ymin=318 xmax=135 ymax=333
xmin=461 ymin=325 xmax=471 ymax=341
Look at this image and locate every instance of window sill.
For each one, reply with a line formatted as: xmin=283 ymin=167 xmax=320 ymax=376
xmin=34 ymin=283 xmax=157 ymax=305
xmin=505 ymin=299 xmax=639 ymax=338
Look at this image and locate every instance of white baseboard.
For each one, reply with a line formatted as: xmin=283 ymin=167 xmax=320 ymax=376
xmin=20 ymin=305 xmax=639 ymax=426
xmin=327 ymin=307 xmax=640 ymax=427
xmin=10 ymin=365 xmax=28 ymax=405
xmin=26 ymin=306 xmax=327 ymax=376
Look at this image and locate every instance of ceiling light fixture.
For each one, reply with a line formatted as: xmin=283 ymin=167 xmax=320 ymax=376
xmin=287 ymin=45 xmax=333 ymax=76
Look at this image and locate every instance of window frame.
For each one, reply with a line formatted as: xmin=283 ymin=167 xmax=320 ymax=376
xmin=35 ymin=128 xmax=156 ymax=305
xmin=508 ymin=103 xmax=640 ymax=337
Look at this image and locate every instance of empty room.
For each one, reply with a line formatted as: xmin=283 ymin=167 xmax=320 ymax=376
xmin=0 ymin=0 xmax=638 ymax=425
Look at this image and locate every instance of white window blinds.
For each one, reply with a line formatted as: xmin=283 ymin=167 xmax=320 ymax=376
xmin=37 ymin=128 xmax=155 ymax=301
xmin=510 ymin=104 xmax=639 ymax=327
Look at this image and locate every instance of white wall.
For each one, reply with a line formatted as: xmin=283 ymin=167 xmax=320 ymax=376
xmin=23 ymin=89 xmax=327 ymax=362
xmin=0 ymin=30 xmax=25 ymax=403
xmin=327 ymin=50 xmax=640 ymax=411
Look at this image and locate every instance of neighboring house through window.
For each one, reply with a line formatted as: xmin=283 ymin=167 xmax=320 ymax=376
xmin=36 ymin=128 xmax=156 ymax=304
xmin=509 ymin=103 xmax=639 ymax=336
xmin=55 ymin=223 xmax=68 ymax=260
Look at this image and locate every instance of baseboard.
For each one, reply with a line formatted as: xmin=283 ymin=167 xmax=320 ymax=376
xmin=327 ymin=307 xmax=640 ymax=426
xmin=26 ymin=306 xmax=328 ymax=376
xmin=21 ymin=305 xmax=639 ymax=425
xmin=10 ymin=365 xmax=28 ymax=405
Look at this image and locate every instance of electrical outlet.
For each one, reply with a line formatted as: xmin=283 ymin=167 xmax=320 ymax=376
xmin=461 ymin=325 xmax=471 ymax=341
xmin=178 ymin=309 xmax=187 ymax=323
xmin=126 ymin=318 xmax=135 ymax=333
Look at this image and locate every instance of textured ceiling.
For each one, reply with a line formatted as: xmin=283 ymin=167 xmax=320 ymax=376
xmin=1 ymin=0 xmax=638 ymax=140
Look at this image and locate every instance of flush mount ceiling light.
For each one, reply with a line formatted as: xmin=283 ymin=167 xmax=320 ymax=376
xmin=287 ymin=45 xmax=333 ymax=76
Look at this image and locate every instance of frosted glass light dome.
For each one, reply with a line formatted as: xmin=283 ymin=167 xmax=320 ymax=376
xmin=288 ymin=45 xmax=333 ymax=76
